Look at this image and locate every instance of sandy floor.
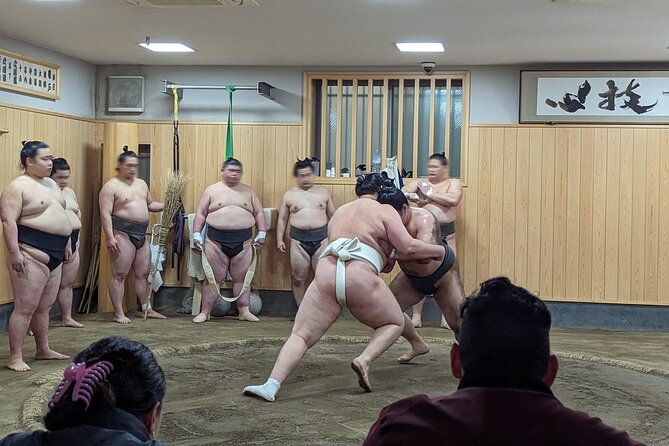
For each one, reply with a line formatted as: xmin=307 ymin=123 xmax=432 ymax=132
xmin=0 ymin=312 xmax=668 ymax=445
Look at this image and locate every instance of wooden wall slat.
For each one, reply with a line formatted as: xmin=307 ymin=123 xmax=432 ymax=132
xmin=630 ymin=129 xmax=647 ymax=303
xmin=578 ymin=128 xmax=594 ymax=301
xmin=645 ymin=129 xmax=661 ymax=304
xmin=462 ymin=127 xmax=480 ymax=293
xmin=539 ymin=128 xmax=555 ymax=299
xmin=526 ymin=129 xmax=543 ymax=295
xmin=552 ymin=128 xmax=568 ymax=299
xmin=591 ymin=128 xmax=608 ymax=301
xmin=565 ymin=128 xmax=581 ymax=300
xmin=658 ymin=130 xmax=669 ymax=305
xmin=514 ymin=128 xmax=529 ymax=286
xmin=618 ymin=129 xmax=634 ymax=302
xmin=501 ymin=128 xmax=517 ymax=280
xmin=488 ymin=129 xmax=504 ymax=277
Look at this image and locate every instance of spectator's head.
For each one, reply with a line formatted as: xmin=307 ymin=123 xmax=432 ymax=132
xmin=44 ymin=336 xmax=166 ymax=439
xmin=355 ymin=173 xmax=384 ymax=198
xmin=293 ymin=158 xmax=315 ymax=188
xmin=377 ymin=185 xmax=411 ymax=225
xmin=427 ymin=152 xmax=448 ymax=181
xmin=450 ymin=277 xmax=558 ymax=389
xmin=221 ymin=157 xmax=243 ymax=185
xmin=115 ymin=146 xmax=139 ymax=178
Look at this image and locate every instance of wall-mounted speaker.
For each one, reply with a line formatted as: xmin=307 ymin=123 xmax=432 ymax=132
xmin=107 ymin=76 xmax=145 ymax=113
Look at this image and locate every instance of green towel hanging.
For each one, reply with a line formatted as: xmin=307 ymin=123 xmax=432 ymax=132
xmin=225 ymin=85 xmax=236 ymax=159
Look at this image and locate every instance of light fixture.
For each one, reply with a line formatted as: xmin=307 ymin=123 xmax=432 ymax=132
xmin=139 ymin=37 xmax=195 ymax=53
xmin=395 ymin=42 xmax=445 ymax=53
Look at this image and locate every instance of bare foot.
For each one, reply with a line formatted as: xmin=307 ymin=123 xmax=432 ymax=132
xmin=412 ymin=316 xmax=422 ymax=329
xmin=440 ymin=316 xmax=451 ymax=330
xmin=114 ymin=314 xmax=132 ymax=324
xmin=35 ymin=349 xmax=69 ymax=361
xmin=397 ymin=342 xmax=431 ymax=364
xmin=238 ymin=311 xmax=260 ymax=322
xmin=144 ymin=309 xmax=167 ymax=320
xmin=7 ymin=358 xmax=31 ymax=372
xmin=61 ymin=319 xmax=84 ymax=328
xmin=351 ymin=358 xmax=372 ymax=392
xmin=193 ymin=313 xmax=210 ymax=324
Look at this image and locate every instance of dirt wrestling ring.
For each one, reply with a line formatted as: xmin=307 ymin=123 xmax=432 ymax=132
xmin=18 ymin=336 xmax=669 ymax=445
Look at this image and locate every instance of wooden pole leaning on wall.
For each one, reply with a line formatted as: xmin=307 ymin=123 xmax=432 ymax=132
xmin=98 ymin=122 xmax=139 ymax=313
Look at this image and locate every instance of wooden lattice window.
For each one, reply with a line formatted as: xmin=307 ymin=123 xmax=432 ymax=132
xmin=303 ymin=72 xmax=469 ymax=180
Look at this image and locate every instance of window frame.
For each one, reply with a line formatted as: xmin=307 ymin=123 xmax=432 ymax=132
xmin=302 ymin=71 xmax=470 ymax=184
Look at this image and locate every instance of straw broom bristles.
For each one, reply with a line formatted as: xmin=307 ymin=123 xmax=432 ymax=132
xmin=144 ymin=169 xmax=190 ymax=318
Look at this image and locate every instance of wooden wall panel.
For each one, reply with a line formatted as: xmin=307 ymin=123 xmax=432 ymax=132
xmin=464 ymin=125 xmax=669 ymax=306
xmin=0 ymin=104 xmax=98 ymax=305
xmin=125 ymin=122 xmax=306 ymax=293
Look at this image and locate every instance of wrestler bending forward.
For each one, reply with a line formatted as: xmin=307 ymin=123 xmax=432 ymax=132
xmin=243 ymin=174 xmax=444 ymax=401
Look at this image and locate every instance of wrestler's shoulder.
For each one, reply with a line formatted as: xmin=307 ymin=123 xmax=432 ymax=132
xmin=448 ymin=178 xmax=462 ymax=186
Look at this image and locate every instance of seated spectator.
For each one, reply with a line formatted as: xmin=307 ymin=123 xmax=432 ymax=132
xmin=363 ymin=276 xmax=645 ymax=446
xmin=0 ymin=336 xmax=166 ymax=446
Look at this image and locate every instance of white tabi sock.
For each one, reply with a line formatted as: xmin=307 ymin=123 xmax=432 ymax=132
xmin=243 ymin=378 xmax=281 ymax=402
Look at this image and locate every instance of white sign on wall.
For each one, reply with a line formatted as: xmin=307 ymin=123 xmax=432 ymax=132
xmin=0 ymin=48 xmax=60 ymax=100
xmin=521 ymin=71 xmax=669 ymax=123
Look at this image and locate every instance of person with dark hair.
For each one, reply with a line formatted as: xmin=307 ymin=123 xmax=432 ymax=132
xmin=276 ymin=158 xmax=335 ymax=307
xmin=99 ymin=148 xmax=166 ymax=324
xmin=0 ymin=141 xmax=72 ymax=372
xmin=402 ymin=152 xmax=463 ymax=329
xmin=192 ymin=157 xmax=268 ymax=323
xmin=377 ymin=186 xmax=464 ymax=362
xmin=50 ymin=157 xmax=84 ymax=329
xmin=363 ymin=277 xmax=644 ymax=446
xmin=0 ymin=336 xmax=167 ymax=445
xmin=244 ymin=173 xmax=445 ymax=401
xmin=355 ymin=172 xmax=385 ymax=197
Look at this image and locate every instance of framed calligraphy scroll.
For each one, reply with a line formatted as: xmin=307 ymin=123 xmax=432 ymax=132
xmin=520 ymin=70 xmax=669 ymax=124
xmin=0 ymin=48 xmax=61 ymax=100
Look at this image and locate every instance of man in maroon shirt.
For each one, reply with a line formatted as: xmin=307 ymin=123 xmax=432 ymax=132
xmin=363 ymin=277 xmax=645 ymax=446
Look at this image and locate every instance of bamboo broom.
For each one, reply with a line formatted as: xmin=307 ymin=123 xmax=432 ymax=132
xmin=79 ymin=144 xmax=103 ymax=314
xmin=144 ymin=170 xmax=190 ymax=319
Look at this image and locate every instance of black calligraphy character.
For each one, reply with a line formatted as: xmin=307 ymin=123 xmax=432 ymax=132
xmin=618 ymin=79 xmax=657 ymax=114
xmin=545 ymin=80 xmax=591 ymax=113
xmin=598 ymin=80 xmax=620 ymax=111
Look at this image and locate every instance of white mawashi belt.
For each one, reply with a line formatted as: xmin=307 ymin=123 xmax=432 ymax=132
xmin=319 ymin=237 xmax=383 ymax=307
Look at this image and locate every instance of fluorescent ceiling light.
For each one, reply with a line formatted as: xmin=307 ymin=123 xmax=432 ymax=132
xmin=139 ymin=43 xmax=195 ymax=53
xmin=395 ymin=42 xmax=445 ymax=52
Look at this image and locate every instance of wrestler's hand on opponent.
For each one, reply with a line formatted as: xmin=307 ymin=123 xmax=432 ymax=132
xmin=10 ymin=252 xmax=27 ymax=274
xmin=107 ymin=237 xmax=120 ymax=254
xmin=381 ymin=257 xmax=396 ymax=274
xmin=277 ymin=240 xmax=286 ymax=253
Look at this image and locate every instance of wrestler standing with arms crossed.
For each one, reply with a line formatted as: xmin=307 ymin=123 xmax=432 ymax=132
xmin=402 ymin=153 xmax=462 ymax=328
xmin=1 ymin=141 xmax=71 ymax=371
